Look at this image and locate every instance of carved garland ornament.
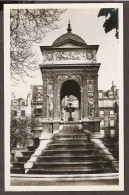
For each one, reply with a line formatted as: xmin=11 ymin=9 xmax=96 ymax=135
xmin=55 ymin=51 xmax=86 ymax=61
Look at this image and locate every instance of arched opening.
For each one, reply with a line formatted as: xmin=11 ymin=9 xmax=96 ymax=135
xmin=60 ymin=80 xmax=81 ymax=121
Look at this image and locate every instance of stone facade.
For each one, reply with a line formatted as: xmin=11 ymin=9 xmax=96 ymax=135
xmin=39 ymin=23 xmax=101 ymax=133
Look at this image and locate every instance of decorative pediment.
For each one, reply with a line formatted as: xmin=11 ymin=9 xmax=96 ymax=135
xmin=40 ymin=22 xmax=99 ymax=65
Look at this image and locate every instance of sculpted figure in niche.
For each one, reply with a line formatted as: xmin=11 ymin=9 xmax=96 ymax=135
xmin=48 ymin=95 xmax=53 ymax=119
xmin=88 ymin=93 xmax=94 ymax=118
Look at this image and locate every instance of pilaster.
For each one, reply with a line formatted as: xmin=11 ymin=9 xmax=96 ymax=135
xmin=53 ymin=75 xmax=60 ymax=121
xmin=82 ymin=74 xmax=88 ymax=119
xmin=93 ymin=74 xmax=99 ymax=117
xmin=42 ymin=74 xmax=48 ymax=120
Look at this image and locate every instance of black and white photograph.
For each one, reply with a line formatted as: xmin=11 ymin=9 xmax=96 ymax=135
xmin=4 ymin=3 xmax=124 ymax=191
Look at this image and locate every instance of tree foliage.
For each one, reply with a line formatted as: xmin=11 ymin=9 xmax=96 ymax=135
xmin=98 ymin=8 xmax=118 ymax=39
xmin=10 ymin=112 xmax=33 ymax=150
xmin=10 ymin=9 xmax=65 ymax=84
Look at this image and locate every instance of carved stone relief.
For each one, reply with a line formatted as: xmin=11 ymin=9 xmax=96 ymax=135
xmin=46 ymin=52 xmax=53 ymax=61
xmin=57 ymin=74 xmax=82 ymax=87
xmin=87 ymin=74 xmax=94 ymax=80
xmin=86 ymin=50 xmax=93 ymax=60
xmin=55 ymin=51 xmax=86 ymax=61
xmin=43 ymin=48 xmax=98 ymax=64
xmin=47 ymin=81 xmax=53 ymax=94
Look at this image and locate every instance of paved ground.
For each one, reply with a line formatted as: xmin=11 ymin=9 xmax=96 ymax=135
xmin=11 ymin=177 xmax=119 ymax=186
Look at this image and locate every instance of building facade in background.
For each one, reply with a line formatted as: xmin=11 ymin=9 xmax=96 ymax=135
xmin=11 ymin=92 xmax=31 ymax=118
xmin=98 ymin=82 xmax=119 ymax=137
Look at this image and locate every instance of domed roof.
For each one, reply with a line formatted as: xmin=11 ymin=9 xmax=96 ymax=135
xmin=52 ymin=22 xmax=86 ymax=46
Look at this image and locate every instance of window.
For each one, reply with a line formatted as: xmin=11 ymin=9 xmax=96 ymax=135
xmin=36 ymin=96 xmax=42 ymax=101
xmin=99 ymin=100 xmax=103 ymax=107
xmin=100 ymin=120 xmax=104 ymax=127
xmin=100 ymin=129 xmax=104 ymax=135
xmin=104 ymin=100 xmax=109 ymax=107
xmin=108 ymin=90 xmax=113 ymax=97
xmin=110 ymin=129 xmax=115 ymax=136
xmin=100 ymin=110 xmax=104 ymax=117
xmin=110 ymin=110 xmax=114 ymax=117
xmin=37 ymin=109 xmax=42 ymax=114
xmin=22 ymin=101 xmax=25 ymax=106
xmin=109 ymin=100 xmax=113 ymax=107
xmin=99 ymin=92 xmax=102 ymax=98
xmin=21 ymin=110 xmax=25 ymax=116
xmin=110 ymin=119 xmax=114 ymax=126
xmin=12 ymin=101 xmax=18 ymax=106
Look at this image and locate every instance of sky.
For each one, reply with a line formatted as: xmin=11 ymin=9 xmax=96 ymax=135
xmin=11 ymin=8 xmax=121 ymax=99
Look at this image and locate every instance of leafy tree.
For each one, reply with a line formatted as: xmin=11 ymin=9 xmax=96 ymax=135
xmin=98 ymin=8 xmax=118 ymax=39
xmin=10 ymin=111 xmax=33 ymax=150
xmin=10 ymin=9 xmax=65 ymax=84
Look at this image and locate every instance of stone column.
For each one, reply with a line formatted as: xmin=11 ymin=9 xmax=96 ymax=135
xmin=42 ymin=74 xmax=48 ymax=120
xmin=93 ymin=74 xmax=99 ymax=117
xmin=57 ymin=82 xmax=61 ymax=119
xmin=82 ymin=74 xmax=88 ymax=119
xmin=53 ymin=75 xmax=60 ymax=132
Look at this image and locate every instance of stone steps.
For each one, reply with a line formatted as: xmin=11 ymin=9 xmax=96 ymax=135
xmin=11 ymin=168 xmax=25 ymax=174
xmin=55 ymin=139 xmax=88 ymax=144
xmin=10 ymin=137 xmax=39 ymax=174
xmin=28 ymin=167 xmax=115 ymax=175
xmin=38 ymin=155 xmax=109 ymax=162
xmin=10 ymin=126 xmax=118 ymax=175
xmin=28 ymin=128 xmax=117 ymax=174
xmin=55 ymin=134 xmax=87 ymax=137
xmin=42 ymin=148 xmax=100 ymax=156
xmin=17 ymin=156 xmax=30 ymax=162
xmin=48 ymin=143 xmax=95 ymax=149
xmin=21 ymin=151 xmax=35 ymax=156
xmin=11 ymin=162 xmax=25 ymax=168
xmin=33 ymin=161 xmax=112 ymax=169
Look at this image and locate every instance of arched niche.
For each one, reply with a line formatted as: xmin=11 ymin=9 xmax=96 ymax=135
xmin=60 ymin=80 xmax=81 ymax=121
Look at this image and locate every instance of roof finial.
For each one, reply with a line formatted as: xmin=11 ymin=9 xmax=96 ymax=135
xmin=67 ymin=20 xmax=72 ymax=33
